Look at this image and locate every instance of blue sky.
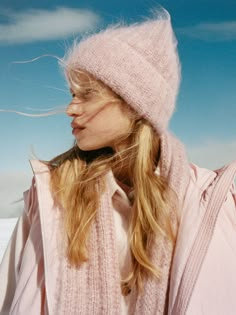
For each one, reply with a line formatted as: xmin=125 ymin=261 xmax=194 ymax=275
xmin=0 ymin=0 xmax=236 ymax=216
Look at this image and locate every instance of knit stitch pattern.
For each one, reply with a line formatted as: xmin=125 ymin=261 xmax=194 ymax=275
xmin=54 ymin=8 xmax=191 ymax=314
xmin=55 ymin=187 xmax=122 ymax=314
xmin=46 ymin=131 xmax=190 ymax=314
xmin=64 ymin=9 xmax=181 ymax=135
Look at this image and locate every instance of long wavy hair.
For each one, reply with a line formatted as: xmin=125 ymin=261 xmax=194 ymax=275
xmin=48 ymin=68 xmax=178 ymax=295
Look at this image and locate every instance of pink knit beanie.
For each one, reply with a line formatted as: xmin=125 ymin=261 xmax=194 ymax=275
xmin=65 ymin=9 xmax=181 ymax=135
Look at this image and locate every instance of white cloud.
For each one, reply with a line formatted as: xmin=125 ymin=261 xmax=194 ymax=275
xmin=177 ymin=21 xmax=236 ymax=41
xmin=0 ymin=7 xmax=101 ymax=44
xmin=0 ymin=172 xmax=31 ymax=218
xmin=187 ymin=139 xmax=236 ymax=170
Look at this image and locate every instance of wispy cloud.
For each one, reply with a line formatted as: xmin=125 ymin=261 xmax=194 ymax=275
xmin=177 ymin=21 xmax=236 ymax=41
xmin=0 ymin=7 xmax=101 ymax=45
xmin=187 ymin=139 xmax=236 ymax=170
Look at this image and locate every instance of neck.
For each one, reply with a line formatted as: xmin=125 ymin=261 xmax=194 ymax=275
xmin=113 ymin=169 xmax=133 ymax=188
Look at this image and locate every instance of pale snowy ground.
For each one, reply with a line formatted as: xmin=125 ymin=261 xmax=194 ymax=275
xmin=0 ymin=217 xmax=18 ymax=263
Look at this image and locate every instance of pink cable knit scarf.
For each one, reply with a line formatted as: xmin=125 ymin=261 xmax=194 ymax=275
xmin=54 ymin=132 xmax=190 ymax=314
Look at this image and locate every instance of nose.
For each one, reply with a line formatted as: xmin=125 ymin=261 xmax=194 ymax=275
xmin=66 ymin=98 xmax=84 ymax=117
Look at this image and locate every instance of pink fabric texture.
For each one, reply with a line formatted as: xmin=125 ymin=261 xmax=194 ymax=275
xmin=46 ymin=133 xmax=190 ymax=315
xmin=0 ymin=132 xmax=190 ymax=315
xmin=64 ymin=9 xmax=181 ymax=135
xmin=1 ymin=6 xmax=236 ymax=314
xmin=61 ymin=12 xmax=190 ymax=311
xmin=1 ymin=159 xmax=236 ymax=314
xmin=62 ymin=14 xmax=190 ymax=312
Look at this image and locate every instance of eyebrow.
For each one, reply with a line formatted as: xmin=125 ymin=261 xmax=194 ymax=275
xmin=70 ymin=87 xmax=97 ymax=94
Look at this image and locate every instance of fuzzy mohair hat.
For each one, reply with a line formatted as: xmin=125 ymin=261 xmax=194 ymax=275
xmin=64 ymin=8 xmax=181 ymax=135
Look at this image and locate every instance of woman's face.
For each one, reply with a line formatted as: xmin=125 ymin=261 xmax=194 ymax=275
xmin=66 ymin=78 xmax=134 ymax=152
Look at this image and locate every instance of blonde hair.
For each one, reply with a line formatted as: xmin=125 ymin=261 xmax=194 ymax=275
xmin=48 ymin=68 xmax=178 ymax=295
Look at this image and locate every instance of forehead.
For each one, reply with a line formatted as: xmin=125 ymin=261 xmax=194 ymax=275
xmin=68 ymin=69 xmax=90 ymax=84
xmin=68 ymin=69 xmax=103 ymax=94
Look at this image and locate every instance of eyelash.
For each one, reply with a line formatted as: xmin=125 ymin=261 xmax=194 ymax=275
xmin=71 ymin=90 xmax=92 ymax=99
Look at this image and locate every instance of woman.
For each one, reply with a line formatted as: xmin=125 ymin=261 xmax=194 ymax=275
xmin=1 ymin=8 xmax=236 ymax=315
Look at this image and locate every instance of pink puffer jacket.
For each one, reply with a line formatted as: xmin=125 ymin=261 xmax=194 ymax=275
xmin=0 ymin=160 xmax=236 ymax=315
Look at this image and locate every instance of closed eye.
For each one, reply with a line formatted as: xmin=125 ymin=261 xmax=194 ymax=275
xmin=70 ymin=88 xmax=76 ymax=98
xmin=70 ymin=88 xmax=95 ymax=100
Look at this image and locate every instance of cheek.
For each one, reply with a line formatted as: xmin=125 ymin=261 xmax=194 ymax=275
xmin=105 ymin=106 xmax=132 ymax=131
xmin=99 ymin=115 xmax=131 ymax=137
xmin=86 ymin=103 xmax=132 ymax=139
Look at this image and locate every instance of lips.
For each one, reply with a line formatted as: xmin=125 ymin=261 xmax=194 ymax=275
xmin=73 ymin=126 xmax=85 ymax=130
xmin=71 ymin=122 xmax=85 ymax=136
xmin=72 ymin=127 xmax=85 ymax=136
xmin=71 ymin=122 xmax=85 ymax=129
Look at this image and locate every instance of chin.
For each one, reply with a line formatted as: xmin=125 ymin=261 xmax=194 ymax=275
xmin=76 ymin=141 xmax=106 ymax=152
